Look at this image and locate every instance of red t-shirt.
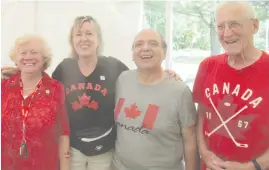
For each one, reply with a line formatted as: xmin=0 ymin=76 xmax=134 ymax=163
xmin=193 ymin=51 xmax=269 ymax=169
xmin=1 ymin=72 xmax=70 ymax=170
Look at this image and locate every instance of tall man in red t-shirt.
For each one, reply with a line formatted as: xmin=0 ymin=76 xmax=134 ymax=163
xmin=193 ymin=2 xmax=269 ymax=170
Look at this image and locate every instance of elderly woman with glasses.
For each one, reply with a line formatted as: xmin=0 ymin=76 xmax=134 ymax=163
xmin=1 ymin=34 xmax=70 ymax=170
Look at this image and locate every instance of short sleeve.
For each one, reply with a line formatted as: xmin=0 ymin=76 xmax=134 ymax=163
xmin=1 ymin=79 xmax=8 ymax=94
xmin=117 ymin=60 xmax=129 ymax=74
xmin=51 ymin=63 xmax=62 ymax=82
xmin=56 ymin=83 xmax=70 ymax=135
xmin=115 ymin=71 xmax=125 ymax=104
xmin=106 ymin=56 xmax=129 ymax=78
xmin=193 ymin=59 xmax=209 ymax=103
xmin=178 ymin=85 xmax=197 ymax=128
xmin=1 ymin=79 xmax=8 ymax=140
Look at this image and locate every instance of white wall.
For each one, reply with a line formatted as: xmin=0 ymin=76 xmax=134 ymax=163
xmin=1 ymin=1 xmax=36 ymax=65
xmin=1 ymin=1 xmax=143 ymax=74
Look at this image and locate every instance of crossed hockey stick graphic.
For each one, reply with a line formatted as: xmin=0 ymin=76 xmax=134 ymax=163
xmin=205 ymin=97 xmax=249 ymax=148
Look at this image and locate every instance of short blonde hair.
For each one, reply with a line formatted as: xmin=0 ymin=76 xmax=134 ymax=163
xmin=69 ymin=16 xmax=103 ymax=58
xmin=9 ymin=34 xmax=52 ymax=70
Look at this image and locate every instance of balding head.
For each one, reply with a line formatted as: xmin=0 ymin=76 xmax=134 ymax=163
xmin=216 ymin=1 xmax=256 ymax=20
xmin=132 ymin=29 xmax=167 ymax=71
xmin=132 ymin=29 xmax=167 ymax=54
xmin=215 ymin=1 xmax=259 ymax=56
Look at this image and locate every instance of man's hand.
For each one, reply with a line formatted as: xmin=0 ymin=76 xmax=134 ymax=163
xmin=218 ymin=161 xmax=255 ymax=170
xmin=202 ymin=149 xmax=225 ymax=170
xmin=1 ymin=66 xmax=19 ymax=79
xmin=165 ymin=69 xmax=182 ymax=81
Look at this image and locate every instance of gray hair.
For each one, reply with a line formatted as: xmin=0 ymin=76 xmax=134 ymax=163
xmin=132 ymin=29 xmax=167 ymax=54
xmin=216 ymin=1 xmax=256 ymax=19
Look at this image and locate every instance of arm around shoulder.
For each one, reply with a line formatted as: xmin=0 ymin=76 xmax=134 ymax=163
xmin=106 ymin=56 xmax=129 ymax=73
xmin=52 ymin=58 xmax=74 ymax=82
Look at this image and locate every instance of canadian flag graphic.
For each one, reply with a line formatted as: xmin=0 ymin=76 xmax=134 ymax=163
xmin=115 ymin=98 xmax=159 ymax=130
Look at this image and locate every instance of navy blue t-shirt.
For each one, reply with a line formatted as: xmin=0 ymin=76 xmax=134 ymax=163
xmin=52 ymin=56 xmax=128 ymax=156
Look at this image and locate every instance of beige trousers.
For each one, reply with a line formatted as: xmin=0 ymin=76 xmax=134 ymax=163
xmin=70 ymin=147 xmax=113 ymax=170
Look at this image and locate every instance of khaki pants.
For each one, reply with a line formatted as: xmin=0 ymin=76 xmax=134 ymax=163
xmin=70 ymin=147 xmax=113 ymax=170
xmin=110 ymin=161 xmax=119 ymax=170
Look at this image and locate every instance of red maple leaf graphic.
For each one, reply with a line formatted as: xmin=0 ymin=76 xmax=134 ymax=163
xmin=88 ymin=100 xmax=99 ymax=110
xmin=72 ymin=101 xmax=82 ymax=111
xmin=228 ymin=114 xmax=256 ymax=140
xmin=78 ymin=93 xmax=91 ymax=106
xmin=257 ymin=118 xmax=269 ymax=139
xmin=124 ymin=103 xmax=141 ymax=119
xmin=206 ymin=95 xmax=256 ymax=140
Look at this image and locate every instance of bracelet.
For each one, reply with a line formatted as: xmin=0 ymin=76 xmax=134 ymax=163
xmin=252 ymin=159 xmax=262 ymax=170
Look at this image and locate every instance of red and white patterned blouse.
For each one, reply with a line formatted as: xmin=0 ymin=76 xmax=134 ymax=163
xmin=1 ymin=72 xmax=70 ymax=170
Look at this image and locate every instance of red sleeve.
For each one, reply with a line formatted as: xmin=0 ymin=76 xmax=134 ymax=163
xmin=56 ymin=83 xmax=70 ymax=136
xmin=193 ymin=58 xmax=209 ymax=103
xmin=1 ymin=78 xmax=8 ymax=92
xmin=1 ymin=78 xmax=9 ymax=121
xmin=1 ymin=79 xmax=12 ymax=169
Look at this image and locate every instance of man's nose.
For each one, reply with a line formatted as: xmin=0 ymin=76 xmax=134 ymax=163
xmin=223 ymin=25 xmax=234 ymax=37
xmin=142 ymin=43 xmax=150 ymax=50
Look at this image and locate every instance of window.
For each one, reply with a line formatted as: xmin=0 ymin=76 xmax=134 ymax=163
xmin=143 ymin=1 xmax=269 ymax=90
xmin=143 ymin=1 xmax=166 ymax=68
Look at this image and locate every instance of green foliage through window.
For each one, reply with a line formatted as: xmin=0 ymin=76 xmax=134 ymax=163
xmin=143 ymin=1 xmax=269 ymax=52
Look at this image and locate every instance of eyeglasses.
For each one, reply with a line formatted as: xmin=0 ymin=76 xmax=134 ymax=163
xmin=215 ymin=19 xmax=254 ymax=33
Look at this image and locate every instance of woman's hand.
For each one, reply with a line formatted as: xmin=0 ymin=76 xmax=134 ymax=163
xmin=165 ymin=69 xmax=182 ymax=81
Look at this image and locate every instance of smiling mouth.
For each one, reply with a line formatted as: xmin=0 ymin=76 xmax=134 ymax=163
xmin=80 ymin=44 xmax=91 ymax=49
xmin=141 ymin=55 xmax=153 ymax=59
xmin=225 ymin=40 xmax=238 ymax=45
xmin=24 ymin=63 xmax=35 ymax=66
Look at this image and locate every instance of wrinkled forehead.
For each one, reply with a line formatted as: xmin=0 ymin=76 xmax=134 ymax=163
xmin=216 ymin=5 xmax=250 ymax=23
xmin=134 ymin=30 xmax=162 ymax=44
